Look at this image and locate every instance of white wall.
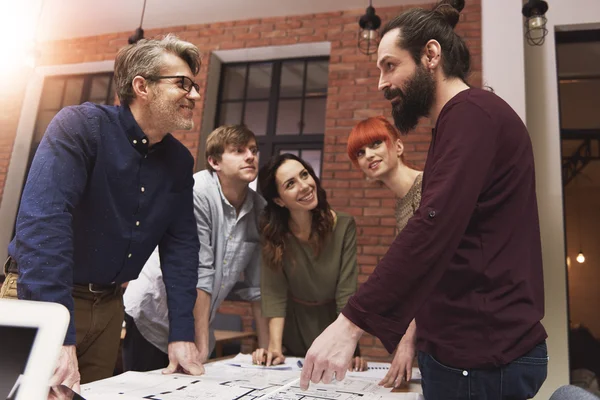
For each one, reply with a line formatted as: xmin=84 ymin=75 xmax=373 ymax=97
xmin=481 ymin=0 xmax=527 ymax=121
xmin=481 ymin=0 xmax=600 ymax=398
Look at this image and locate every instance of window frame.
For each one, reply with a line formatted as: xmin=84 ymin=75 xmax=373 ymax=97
xmin=214 ymin=56 xmax=329 ymax=172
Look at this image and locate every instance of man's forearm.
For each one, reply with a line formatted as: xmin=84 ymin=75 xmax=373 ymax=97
xmin=193 ymin=289 xmax=211 ymax=359
xmin=251 ymin=301 xmax=270 ymax=349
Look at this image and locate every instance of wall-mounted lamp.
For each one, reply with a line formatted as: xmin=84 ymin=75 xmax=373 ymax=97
xmin=358 ymin=0 xmax=381 ymax=55
xmin=128 ymin=0 xmax=147 ymax=44
xmin=576 ymin=251 xmax=585 ymax=264
xmin=522 ymin=0 xmax=549 ymax=46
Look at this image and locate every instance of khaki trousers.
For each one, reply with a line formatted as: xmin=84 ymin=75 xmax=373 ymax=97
xmin=1 ymin=264 xmax=124 ymax=384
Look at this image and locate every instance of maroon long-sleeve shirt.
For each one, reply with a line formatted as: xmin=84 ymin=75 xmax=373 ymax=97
xmin=342 ymin=88 xmax=547 ymax=368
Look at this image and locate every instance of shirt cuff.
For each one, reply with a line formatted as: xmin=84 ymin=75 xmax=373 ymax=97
xmin=341 ymin=299 xmax=399 ymax=354
xmin=63 ymin=315 xmax=77 ymax=346
xmin=168 ymin=317 xmax=195 ymax=344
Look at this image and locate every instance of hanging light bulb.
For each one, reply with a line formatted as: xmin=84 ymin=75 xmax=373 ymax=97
xmin=576 ymin=251 xmax=585 ymax=264
xmin=521 ymin=0 xmax=549 ymax=46
xmin=358 ymin=0 xmax=381 ymax=55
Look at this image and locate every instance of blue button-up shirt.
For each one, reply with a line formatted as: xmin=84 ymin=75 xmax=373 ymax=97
xmin=8 ymin=102 xmax=199 ymax=345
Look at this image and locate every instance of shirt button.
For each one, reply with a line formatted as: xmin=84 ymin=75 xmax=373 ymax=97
xmin=128 ymin=253 xmax=132 ymax=258
xmin=136 ymin=221 xmax=140 ymax=226
xmin=133 ymin=140 xmax=138 ymax=145
xmin=141 ymin=187 xmax=145 ymax=192
xmin=429 ymin=210 xmax=436 ymax=218
xmin=462 ymin=370 xmax=468 ymax=376
xmin=142 ymin=138 xmax=147 ymax=144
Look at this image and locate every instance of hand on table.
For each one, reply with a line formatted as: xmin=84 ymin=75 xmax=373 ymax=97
xmin=49 ymin=345 xmax=80 ymax=394
xmin=348 ymin=356 xmax=368 ymax=372
xmin=163 ymin=341 xmax=205 ymax=375
xmin=378 ymin=333 xmax=416 ymax=388
xmin=300 ymin=314 xmax=363 ymax=390
xmin=251 ymin=348 xmax=285 ymax=366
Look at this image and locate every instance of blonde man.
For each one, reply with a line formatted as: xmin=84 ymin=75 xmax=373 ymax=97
xmin=123 ymin=125 xmax=269 ymax=371
xmin=2 ymin=34 xmax=204 ymax=389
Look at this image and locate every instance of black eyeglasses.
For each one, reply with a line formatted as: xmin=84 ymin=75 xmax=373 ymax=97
xmin=146 ymin=75 xmax=200 ymax=94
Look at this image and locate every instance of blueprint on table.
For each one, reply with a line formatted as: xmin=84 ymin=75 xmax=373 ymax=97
xmin=81 ymin=363 xmax=423 ymax=400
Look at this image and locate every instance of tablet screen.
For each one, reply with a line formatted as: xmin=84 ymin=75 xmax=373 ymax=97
xmin=0 ymin=326 xmax=38 ymax=399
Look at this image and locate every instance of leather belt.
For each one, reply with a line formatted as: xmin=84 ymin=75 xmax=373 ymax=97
xmin=5 ymin=258 xmax=18 ymax=274
xmin=5 ymin=257 xmax=117 ymax=294
xmin=74 ymin=283 xmax=118 ymax=294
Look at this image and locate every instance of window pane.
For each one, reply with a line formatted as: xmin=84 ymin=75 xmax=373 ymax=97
xmin=62 ymin=77 xmax=85 ymax=106
xmin=89 ymin=75 xmax=111 ymax=104
xmin=222 ymin=65 xmax=246 ymax=101
xmin=278 ymin=149 xmax=299 ymax=156
xmin=247 ymin=63 xmax=272 ymax=99
xmin=219 ymin=102 xmax=243 ymax=125
xmin=305 ymin=61 xmax=329 ymax=96
xmin=39 ymin=78 xmax=65 ymax=110
xmin=301 ymin=149 xmax=322 ymax=178
xmin=243 ymin=101 xmax=268 ymax=136
xmin=108 ymin=77 xmax=117 ymax=105
xmin=303 ymin=98 xmax=327 ymax=134
xmin=276 ymin=99 xmax=302 ymax=135
xmin=34 ymin=111 xmax=57 ymax=142
xmin=280 ymin=61 xmax=304 ymax=98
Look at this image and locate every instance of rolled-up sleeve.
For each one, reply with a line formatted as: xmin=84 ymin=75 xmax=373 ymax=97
xmin=342 ymin=102 xmax=497 ymax=352
xmin=193 ymin=192 xmax=215 ymax=294
xmin=12 ymin=107 xmax=96 ymax=345
xmin=159 ymin=167 xmax=200 ymax=344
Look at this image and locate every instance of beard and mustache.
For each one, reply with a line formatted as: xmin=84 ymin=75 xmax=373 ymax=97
xmin=384 ymin=63 xmax=436 ymax=134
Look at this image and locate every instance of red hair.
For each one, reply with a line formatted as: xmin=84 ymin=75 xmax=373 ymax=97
xmin=347 ymin=116 xmax=404 ymax=166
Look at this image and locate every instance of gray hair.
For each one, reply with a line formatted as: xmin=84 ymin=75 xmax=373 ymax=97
xmin=114 ymin=34 xmax=201 ymax=106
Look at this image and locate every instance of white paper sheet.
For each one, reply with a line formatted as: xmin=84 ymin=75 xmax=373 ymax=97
xmin=81 ymin=355 xmax=424 ymax=399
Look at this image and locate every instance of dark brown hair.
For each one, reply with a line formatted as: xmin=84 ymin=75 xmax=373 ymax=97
xmin=381 ymin=0 xmax=470 ymax=82
xmin=258 ymin=153 xmax=334 ymax=271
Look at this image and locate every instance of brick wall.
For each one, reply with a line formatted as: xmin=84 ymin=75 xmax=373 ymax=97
xmin=2 ymin=1 xmax=481 ymax=359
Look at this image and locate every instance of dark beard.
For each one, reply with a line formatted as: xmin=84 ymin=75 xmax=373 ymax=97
xmin=384 ymin=64 xmax=436 ymax=134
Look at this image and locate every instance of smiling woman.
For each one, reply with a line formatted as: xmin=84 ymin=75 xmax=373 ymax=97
xmin=0 ymin=1 xmax=44 ymax=74
xmin=252 ymin=153 xmax=368 ymax=372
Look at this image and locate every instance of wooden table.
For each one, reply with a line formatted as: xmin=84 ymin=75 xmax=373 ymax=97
xmin=213 ymin=329 xmax=257 ymax=358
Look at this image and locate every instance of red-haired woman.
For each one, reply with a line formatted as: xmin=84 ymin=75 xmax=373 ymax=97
xmin=347 ymin=116 xmax=423 ymax=387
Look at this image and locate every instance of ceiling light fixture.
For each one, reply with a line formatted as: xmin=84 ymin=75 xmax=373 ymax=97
xmin=522 ymin=0 xmax=549 ymax=46
xmin=128 ymin=0 xmax=147 ymax=44
xmin=358 ymin=0 xmax=381 ymax=55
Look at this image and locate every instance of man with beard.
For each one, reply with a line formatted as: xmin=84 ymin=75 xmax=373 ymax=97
xmin=299 ymin=1 xmax=548 ymax=399
xmin=122 ymin=125 xmax=269 ymax=372
xmin=1 ymin=35 xmax=205 ymax=390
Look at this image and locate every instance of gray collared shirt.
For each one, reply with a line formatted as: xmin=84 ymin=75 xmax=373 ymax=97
xmin=124 ymin=170 xmax=265 ymax=353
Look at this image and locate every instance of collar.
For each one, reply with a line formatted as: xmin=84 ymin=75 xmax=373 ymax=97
xmin=118 ymin=105 xmax=152 ymax=155
xmin=210 ymin=171 xmax=254 ymax=219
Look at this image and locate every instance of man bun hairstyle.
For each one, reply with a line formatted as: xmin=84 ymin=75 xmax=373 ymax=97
xmin=433 ymin=0 xmax=465 ymax=28
xmin=381 ymin=0 xmax=470 ymax=82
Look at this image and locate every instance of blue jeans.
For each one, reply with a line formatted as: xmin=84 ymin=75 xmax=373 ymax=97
xmin=418 ymin=342 xmax=548 ymax=400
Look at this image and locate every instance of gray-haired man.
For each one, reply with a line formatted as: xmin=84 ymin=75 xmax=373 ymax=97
xmin=2 ymin=34 xmax=204 ymax=389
